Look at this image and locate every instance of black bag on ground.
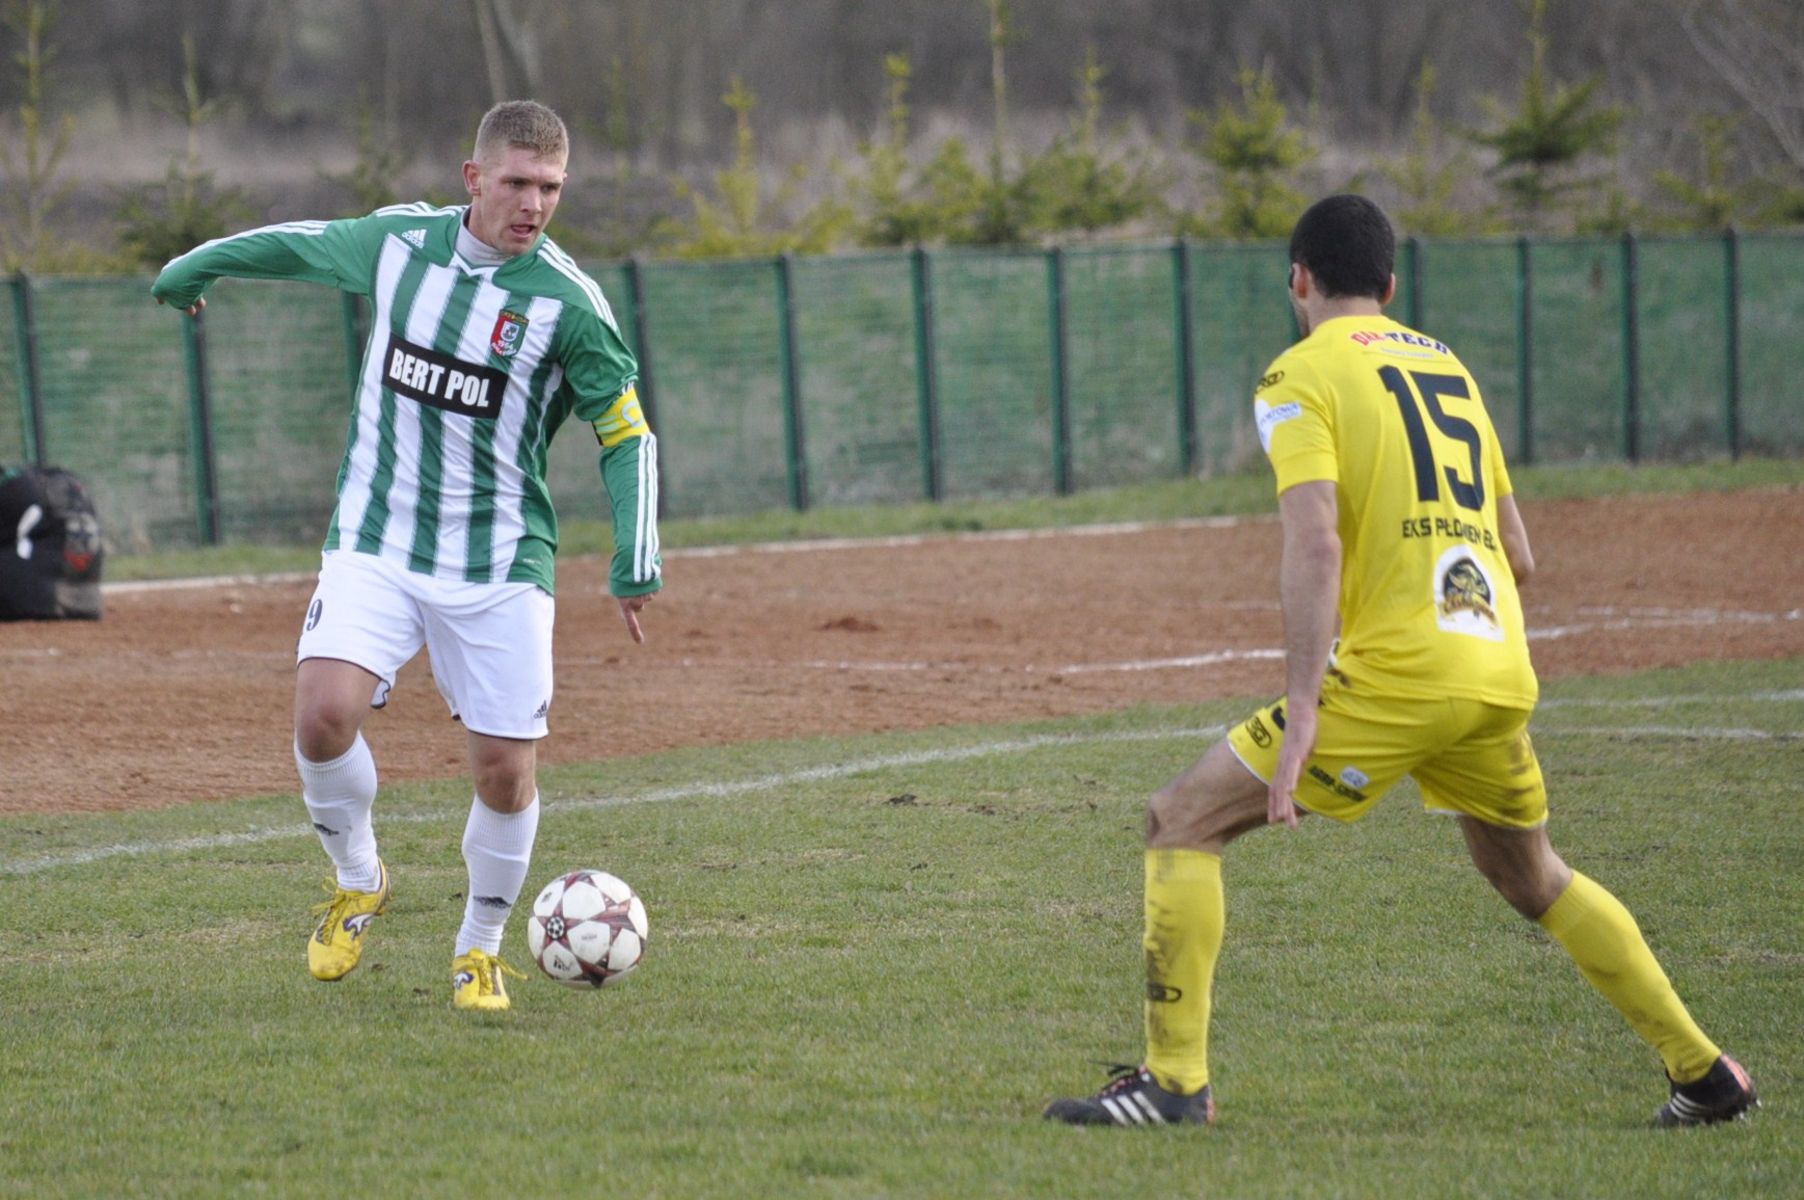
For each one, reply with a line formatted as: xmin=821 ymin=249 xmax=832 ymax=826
xmin=0 ymin=465 xmax=104 ymax=620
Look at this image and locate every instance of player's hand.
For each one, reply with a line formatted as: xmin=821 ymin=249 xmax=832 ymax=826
xmin=616 ymin=592 xmax=654 ymax=644
xmin=155 ymin=296 xmax=206 ymax=317
xmin=1267 ymin=703 xmax=1317 ymax=829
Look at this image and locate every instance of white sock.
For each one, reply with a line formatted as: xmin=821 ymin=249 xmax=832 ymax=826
xmin=296 ymin=735 xmax=382 ymax=893
xmin=456 ymin=794 xmax=540 ymax=957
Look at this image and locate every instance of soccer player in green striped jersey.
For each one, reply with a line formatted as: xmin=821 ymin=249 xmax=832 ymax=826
xmin=152 ymin=101 xmax=661 ymax=1010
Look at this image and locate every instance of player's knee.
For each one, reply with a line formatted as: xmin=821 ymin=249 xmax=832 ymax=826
xmin=470 ymin=743 xmax=536 ymax=811
xmin=1145 ymin=782 xmax=1186 ymax=845
xmin=1476 ymin=854 xmax=1570 ymax=920
xmin=294 ymin=703 xmax=360 ymax=763
xmin=1146 ymin=780 xmax=1235 ymax=849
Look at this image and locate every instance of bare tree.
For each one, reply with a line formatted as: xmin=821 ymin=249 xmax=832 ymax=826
xmin=1661 ymin=0 xmax=1804 ymax=173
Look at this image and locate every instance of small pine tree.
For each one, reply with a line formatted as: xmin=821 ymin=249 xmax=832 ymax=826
xmin=843 ymin=54 xmax=959 ymax=246
xmin=1382 ymin=63 xmax=1479 ymax=237
xmin=1471 ymin=0 xmax=1622 ymax=232
xmin=0 ymin=0 xmax=77 ymax=271
xmin=1755 ymin=174 xmax=1804 ymax=228
xmin=322 ymin=98 xmax=414 ymax=214
xmin=931 ymin=0 xmax=1035 ymax=246
xmin=1653 ymin=115 xmax=1755 ymax=231
xmin=1184 ymin=65 xmax=1314 ymax=239
xmin=657 ymin=77 xmax=851 ymax=259
xmin=1020 ymin=50 xmax=1163 ymax=238
xmin=115 ymin=33 xmax=253 ymax=269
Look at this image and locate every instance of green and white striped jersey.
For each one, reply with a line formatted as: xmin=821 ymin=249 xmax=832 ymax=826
xmin=153 ymin=203 xmax=661 ymax=597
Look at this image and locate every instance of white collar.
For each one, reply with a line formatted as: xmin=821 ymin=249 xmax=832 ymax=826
xmin=455 ymin=216 xmax=516 ymax=268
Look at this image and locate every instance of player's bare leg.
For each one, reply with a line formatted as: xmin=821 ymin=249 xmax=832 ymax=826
xmin=1460 ymin=816 xmax=1755 ymax=1124
xmin=294 ymin=657 xmax=381 ymax=763
xmin=295 ymin=657 xmax=389 ymax=980
xmin=1457 ymin=817 xmax=1570 ymax=918
xmin=452 ymin=731 xmax=539 ymax=1010
xmin=1147 ymin=738 xmax=1278 ymax=853
xmin=1047 ymin=739 xmax=1279 ymax=1126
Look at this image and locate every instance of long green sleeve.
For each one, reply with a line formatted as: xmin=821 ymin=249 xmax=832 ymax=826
xmin=598 ymin=430 xmax=661 ymax=597
xmin=150 ymin=215 xmax=388 ymax=309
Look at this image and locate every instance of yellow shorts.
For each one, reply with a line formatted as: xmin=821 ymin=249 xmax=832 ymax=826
xmin=1225 ymin=674 xmax=1548 ymax=828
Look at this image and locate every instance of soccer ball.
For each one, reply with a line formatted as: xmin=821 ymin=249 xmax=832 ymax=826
xmin=526 ymin=869 xmax=649 ymax=988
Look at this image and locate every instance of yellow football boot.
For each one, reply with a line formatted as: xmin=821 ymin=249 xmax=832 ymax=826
xmin=451 ymin=948 xmax=526 ymax=1011
xmin=307 ymin=861 xmax=391 ymax=981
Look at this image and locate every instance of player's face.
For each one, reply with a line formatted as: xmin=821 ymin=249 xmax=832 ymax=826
xmin=463 ymin=146 xmax=568 ymax=256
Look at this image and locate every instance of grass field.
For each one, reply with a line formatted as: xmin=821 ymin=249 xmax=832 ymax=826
xmin=2 ymin=658 xmax=1797 ymax=1198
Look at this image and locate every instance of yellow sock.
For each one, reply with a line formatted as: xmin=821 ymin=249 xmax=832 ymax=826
xmin=1537 ymin=872 xmax=1720 ymax=1083
xmin=1143 ymin=849 xmax=1223 ymax=1094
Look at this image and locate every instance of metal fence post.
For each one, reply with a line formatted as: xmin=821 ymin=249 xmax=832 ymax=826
xmin=774 ymin=252 xmax=809 ymax=512
xmin=625 ymin=257 xmax=665 ymax=517
xmin=909 ymin=247 xmax=943 ymax=503
xmin=1619 ymin=231 xmax=1641 ymax=463
xmin=1171 ymin=238 xmax=1198 ymax=476
xmin=181 ymin=308 xmax=222 ymax=545
xmin=1724 ymin=227 xmax=1742 ymax=461
xmin=1047 ymin=246 xmax=1072 ymax=496
xmin=1516 ymin=236 xmax=1535 ymax=466
xmin=9 ymin=273 xmax=48 ymax=466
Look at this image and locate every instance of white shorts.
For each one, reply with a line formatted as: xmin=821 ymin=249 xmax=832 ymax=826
xmin=296 ymin=550 xmax=555 ymax=740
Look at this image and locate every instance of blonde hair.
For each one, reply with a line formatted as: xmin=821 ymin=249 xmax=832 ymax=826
xmin=473 ymin=100 xmax=568 ymax=163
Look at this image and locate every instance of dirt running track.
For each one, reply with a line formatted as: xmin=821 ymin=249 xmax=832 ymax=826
xmin=2 ymin=488 xmax=1801 ymax=815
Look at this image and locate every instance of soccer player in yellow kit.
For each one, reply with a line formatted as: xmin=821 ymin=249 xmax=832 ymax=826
xmin=1045 ymin=194 xmax=1757 ymax=1129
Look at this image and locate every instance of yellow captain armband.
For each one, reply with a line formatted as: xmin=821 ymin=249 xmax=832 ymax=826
xmin=591 ymin=385 xmax=649 ymax=448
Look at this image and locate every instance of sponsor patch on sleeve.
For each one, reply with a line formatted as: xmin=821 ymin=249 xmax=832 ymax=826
xmin=1254 ymin=397 xmax=1303 ymax=453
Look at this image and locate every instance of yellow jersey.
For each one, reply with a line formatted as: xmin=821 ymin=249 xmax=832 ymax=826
xmin=1254 ymin=313 xmax=1537 ymax=708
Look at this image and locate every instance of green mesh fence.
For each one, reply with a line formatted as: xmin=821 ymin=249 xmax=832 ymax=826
xmin=1 ymin=230 xmax=1799 ymax=555
xmin=1062 ymin=244 xmax=1185 ymax=491
xmin=1188 ymin=243 xmax=1295 ymax=475
xmin=0 ymin=283 xmax=25 ymax=465
xmin=1637 ymin=236 xmax=1734 ymax=460
xmin=930 ymin=248 xmax=1058 ymax=499
xmin=29 ymin=278 xmax=194 ymax=552
xmin=1527 ymin=239 xmax=1630 ymax=462
xmin=636 ymin=259 xmax=790 ymax=518
xmin=790 ymin=253 xmax=922 ymax=508
xmin=1739 ymin=233 xmax=1804 ymax=457
xmin=203 ymin=280 xmax=360 ymax=545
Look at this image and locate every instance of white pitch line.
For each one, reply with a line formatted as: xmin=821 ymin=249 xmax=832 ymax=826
xmin=0 ymin=726 xmax=1221 ymax=878
xmin=1539 ymin=689 xmax=1804 ymax=710
xmin=6 ymin=701 xmax=1802 ymax=878
xmin=1055 ymin=648 xmax=1286 ymax=674
xmin=1529 ymin=611 xmax=1799 ymax=640
xmin=1554 ymin=724 xmax=1795 ymax=742
xmin=106 ymin=571 xmax=314 ymax=595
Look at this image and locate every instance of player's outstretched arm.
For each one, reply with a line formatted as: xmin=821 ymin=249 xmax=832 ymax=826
xmin=150 ymin=215 xmax=378 ymax=314
xmin=1270 ymin=480 xmax=1341 ymax=827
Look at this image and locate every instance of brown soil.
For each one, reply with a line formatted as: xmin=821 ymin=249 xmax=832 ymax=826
xmin=2 ymin=488 xmax=1800 ymax=815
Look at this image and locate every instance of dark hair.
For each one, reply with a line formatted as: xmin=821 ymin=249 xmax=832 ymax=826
xmin=1288 ymin=194 xmax=1395 ymax=300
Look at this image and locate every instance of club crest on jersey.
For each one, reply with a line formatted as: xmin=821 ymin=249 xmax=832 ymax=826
xmin=1432 ymin=546 xmax=1504 ymax=642
xmin=491 ymin=309 xmax=529 ymax=358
